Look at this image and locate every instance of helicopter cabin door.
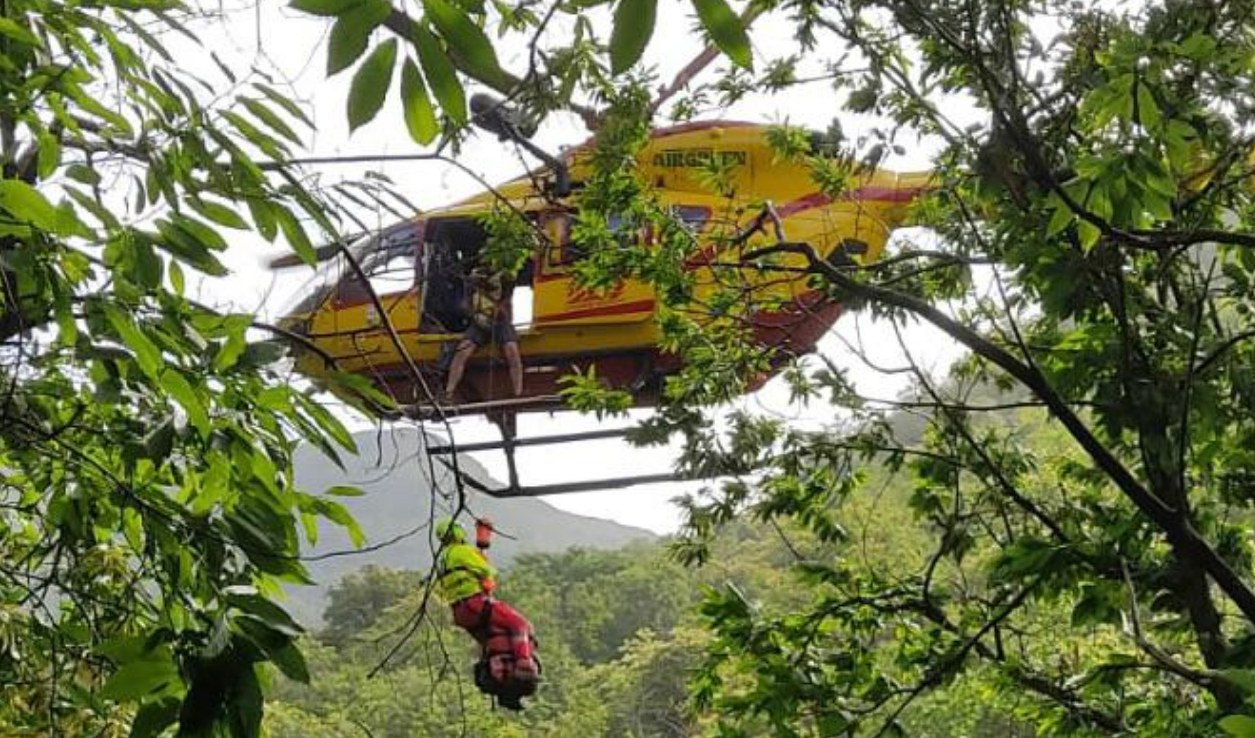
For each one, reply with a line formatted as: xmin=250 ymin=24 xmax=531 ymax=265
xmin=533 ymin=210 xmax=656 ymax=328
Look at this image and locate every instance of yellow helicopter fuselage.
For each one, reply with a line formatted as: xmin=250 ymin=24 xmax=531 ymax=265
xmin=280 ymin=121 xmax=930 ymax=408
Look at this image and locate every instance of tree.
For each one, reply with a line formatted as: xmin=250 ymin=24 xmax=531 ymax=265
xmin=297 ymin=0 xmax=1255 ymax=734
xmin=660 ymin=2 xmax=1255 ymax=735
xmin=322 ymin=565 xmax=424 ymax=644
xmin=0 ymin=2 xmax=388 ymax=735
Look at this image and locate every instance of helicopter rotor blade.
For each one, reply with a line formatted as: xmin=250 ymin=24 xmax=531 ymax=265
xmin=264 ymin=241 xmax=351 ymax=270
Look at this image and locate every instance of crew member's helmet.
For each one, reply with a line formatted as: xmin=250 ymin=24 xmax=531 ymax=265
xmin=435 ymin=517 xmax=466 ymax=543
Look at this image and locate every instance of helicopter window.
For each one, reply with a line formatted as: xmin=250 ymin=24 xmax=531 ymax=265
xmin=336 ymin=224 xmax=421 ymax=304
xmin=672 ymin=205 xmax=710 ymax=232
xmin=548 ymin=213 xmax=640 ymax=267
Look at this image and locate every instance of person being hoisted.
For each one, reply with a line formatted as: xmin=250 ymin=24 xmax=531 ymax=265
xmin=433 ymin=516 xmax=539 ymax=709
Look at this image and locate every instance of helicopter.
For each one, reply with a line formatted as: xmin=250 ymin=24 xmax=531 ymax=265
xmin=271 ymin=92 xmax=931 ymax=496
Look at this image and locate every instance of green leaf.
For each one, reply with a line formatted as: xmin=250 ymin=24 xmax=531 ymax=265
xmin=247 ymin=198 xmax=279 ymax=242
xmin=692 ymin=0 xmax=752 ymax=70
xmin=274 ymin=204 xmax=317 ymax=265
xmin=187 ymin=198 xmax=249 ymax=230
xmin=422 ymin=0 xmax=506 ymax=86
xmin=296 ymin=392 xmax=357 ymax=453
xmin=103 ymin=305 xmax=162 ymax=380
xmin=213 ymin=317 xmax=249 ymax=372
xmin=240 ymin=97 xmax=302 ymax=144
xmin=169 ymin=260 xmax=185 ymax=295
xmin=129 ymin=698 xmax=180 ymax=738
xmin=0 ymin=179 xmax=58 ymax=231
xmin=66 ymin=164 xmax=101 ymax=186
xmin=1220 ymin=715 xmax=1255 ymax=737
xmin=1076 ymin=219 xmax=1101 ymax=251
xmin=1221 ymin=669 xmax=1255 ymax=696
xmin=37 ymin=131 xmax=61 ymax=180
xmin=610 ymin=0 xmax=657 ymax=74
xmin=170 ymin=213 xmax=228 ymax=252
xmin=312 ymin=497 xmax=365 ymax=547
xmin=239 ymin=340 xmax=288 ymax=368
xmin=100 ymin=656 xmax=180 ymax=701
xmin=1179 ymin=33 xmax=1216 ymax=61
xmin=328 ymin=370 xmax=397 ymax=410
xmin=401 ymin=58 xmax=439 ymax=144
xmin=327 ymin=0 xmax=391 ymax=76
xmin=154 ymin=220 xmax=229 ymax=276
xmin=226 ymin=591 xmax=304 ymax=637
xmin=413 ymin=23 xmax=466 ymax=123
xmin=252 ymin=82 xmax=314 ymax=128
xmin=290 ymin=0 xmax=363 ymax=15
xmin=1136 ymin=83 xmax=1160 ymax=129
xmin=1046 ymin=201 xmax=1073 ymax=237
xmin=161 ymin=369 xmax=210 ymax=437
xmin=142 ymin=414 xmax=176 ymax=460
xmin=221 ymin=110 xmax=289 ymax=160
xmin=326 ymin=485 xmax=365 ymax=497
xmin=347 ymin=38 xmax=397 ymax=131
xmin=271 ymin=641 xmax=311 ymax=683
xmin=0 ymin=17 xmax=39 ymax=45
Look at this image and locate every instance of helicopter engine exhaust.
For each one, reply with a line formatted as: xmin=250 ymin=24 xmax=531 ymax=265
xmin=470 ymin=93 xmax=536 ymax=140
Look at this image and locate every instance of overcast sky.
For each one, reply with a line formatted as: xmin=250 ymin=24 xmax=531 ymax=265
xmin=183 ymin=2 xmax=974 ymax=533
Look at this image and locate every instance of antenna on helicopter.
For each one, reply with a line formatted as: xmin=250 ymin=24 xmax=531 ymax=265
xmin=470 ymin=93 xmax=571 ymax=197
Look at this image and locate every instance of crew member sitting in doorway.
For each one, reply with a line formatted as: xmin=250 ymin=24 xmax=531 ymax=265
xmin=444 ymin=260 xmax=524 ymax=400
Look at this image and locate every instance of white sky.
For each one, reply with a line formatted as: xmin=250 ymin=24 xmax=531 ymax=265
xmin=184 ymin=2 xmax=975 ymax=534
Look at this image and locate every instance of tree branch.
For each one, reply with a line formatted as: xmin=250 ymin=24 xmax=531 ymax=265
xmin=744 ymin=241 xmax=1255 ymax=625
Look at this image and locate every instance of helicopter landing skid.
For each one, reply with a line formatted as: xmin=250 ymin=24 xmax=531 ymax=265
xmin=427 ymin=426 xmax=684 ymax=498
xmin=434 ymin=457 xmax=680 ymax=498
xmin=401 ymin=394 xmax=566 ymax=421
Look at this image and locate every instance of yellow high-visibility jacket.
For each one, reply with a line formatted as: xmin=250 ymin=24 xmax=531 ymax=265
xmin=436 ymin=541 xmax=497 ymax=603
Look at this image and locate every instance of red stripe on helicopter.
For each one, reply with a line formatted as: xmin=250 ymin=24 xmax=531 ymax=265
xmin=774 ymin=184 xmax=928 ymax=219
xmin=683 ymin=184 xmax=928 ymax=268
xmin=534 ymin=299 xmax=656 ymax=323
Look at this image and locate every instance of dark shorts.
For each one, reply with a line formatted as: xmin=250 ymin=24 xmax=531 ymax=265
xmin=463 ymin=318 xmax=518 ymax=347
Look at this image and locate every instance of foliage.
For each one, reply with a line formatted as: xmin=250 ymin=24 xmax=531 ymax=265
xmin=655 ymin=0 xmax=1255 ymax=729
xmin=0 ymin=2 xmax=395 ymax=735
xmin=8 ymin=0 xmax=1255 ymax=732
xmin=303 ymin=0 xmax=1255 ymax=733
xmin=265 ymin=546 xmax=713 ymax=737
xmin=321 ymin=565 xmax=424 ymax=645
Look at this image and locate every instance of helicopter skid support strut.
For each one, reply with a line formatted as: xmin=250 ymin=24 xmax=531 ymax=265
xmin=427 ymin=427 xmax=687 ymax=498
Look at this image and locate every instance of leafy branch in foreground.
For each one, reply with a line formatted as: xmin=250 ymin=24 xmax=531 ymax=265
xmin=0 ymin=2 xmax=394 ymax=735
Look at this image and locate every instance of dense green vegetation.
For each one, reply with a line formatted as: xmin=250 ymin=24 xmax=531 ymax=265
xmin=266 ymin=545 xmax=704 ymax=737
xmin=260 ymin=405 xmax=1075 ymax=737
xmin=7 ymin=0 xmax=1255 ymax=735
xmin=264 ymin=523 xmax=850 ymax=736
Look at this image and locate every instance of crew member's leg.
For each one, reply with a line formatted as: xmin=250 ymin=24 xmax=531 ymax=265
xmin=494 ymin=321 xmax=523 ymax=397
xmin=504 ymin=341 xmax=523 ymax=396
xmin=486 ymin=598 xmax=535 ymax=665
xmin=453 ymin=594 xmax=534 ymax=669
xmin=451 ymin=594 xmax=490 ymax=643
xmin=445 ymin=324 xmax=488 ymax=399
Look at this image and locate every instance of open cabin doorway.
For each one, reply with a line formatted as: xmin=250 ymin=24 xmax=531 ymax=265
xmin=419 ymin=216 xmax=537 ymax=341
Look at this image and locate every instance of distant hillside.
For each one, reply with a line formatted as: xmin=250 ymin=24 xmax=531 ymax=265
xmin=282 ymin=427 xmax=655 ymax=625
